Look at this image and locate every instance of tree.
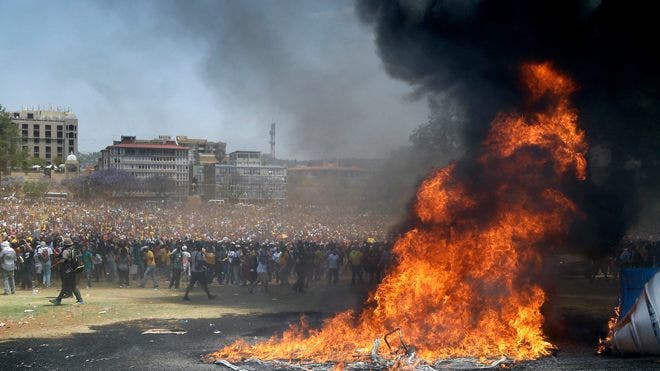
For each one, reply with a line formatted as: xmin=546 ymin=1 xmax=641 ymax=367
xmin=0 ymin=105 xmax=21 ymax=181
xmin=62 ymin=168 xmax=141 ymax=198
xmin=22 ymin=181 xmax=49 ymax=198
xmin=144 ymin=174 xmax=176 ymax=197
xmin=52 ymin=155 xmax=64 ymax=166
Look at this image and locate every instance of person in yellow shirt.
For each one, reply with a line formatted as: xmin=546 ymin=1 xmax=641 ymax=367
xmin=349 ymin=246 xmax=363 ymax=285
xmin=139 ymin=246 xmax=158 ymax=288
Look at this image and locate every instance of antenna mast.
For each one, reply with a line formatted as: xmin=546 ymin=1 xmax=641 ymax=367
xmin=269 ymin=122 xmax=276 ymax=158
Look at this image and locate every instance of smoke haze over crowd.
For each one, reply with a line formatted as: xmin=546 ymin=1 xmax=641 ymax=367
xmin=0 ymin=0 xmax=428 ymax=159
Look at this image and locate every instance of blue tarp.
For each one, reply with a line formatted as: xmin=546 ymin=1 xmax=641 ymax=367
xmin=619 ymin=268 xmax=660 ymax=318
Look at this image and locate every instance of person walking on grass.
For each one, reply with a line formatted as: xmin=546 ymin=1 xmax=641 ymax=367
xmin=82 ymin=245 xmax=94 ymax=288
xmin=1 ymin=241 xmax=16 ymax=295
xmin=116 ymin=245 xmax=130 ymax=287
xmin=169 ymin=245 xmax=183 ymax=289
xmin=37 ymin=241 xmax=53 ymax=288
xmin=50 ymin=237 xmax=83 ymax=305
xmin=249 ymin=246 xmax=269 ymax=294
xmin=181 ymin=245 xmax=191 ymax=282
xmin=140 ymin=245 xmax=158 ymax=288
xmin=183 ymin=244 xmax=215 ymax=301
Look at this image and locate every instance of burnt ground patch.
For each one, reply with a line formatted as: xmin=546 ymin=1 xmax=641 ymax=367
xmin=1 ymin=310 xmax=658 ymax=370
xmin=0 ymin=311 xmax=326 ymax=370
xmin=1 ymin=276 xmax=658 ymax=370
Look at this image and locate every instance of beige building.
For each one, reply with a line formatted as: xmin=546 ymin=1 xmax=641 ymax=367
xmin=98 ymin=136 xmax=190 ymax=195
xmin=10 ymin=109 xmax=78 ymax=164
xmin=209 ymin=151 xmax=286 ymax=202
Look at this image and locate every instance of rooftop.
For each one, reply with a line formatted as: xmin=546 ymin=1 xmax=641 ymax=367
xmin=108 ymin=136 xmax=188 ymax=150
xmin=110 ymin=143 xmax=187 ymax=150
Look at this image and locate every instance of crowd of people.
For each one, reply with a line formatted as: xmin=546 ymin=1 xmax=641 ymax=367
xmin=1 ymin=199 xmax=398 ymax=299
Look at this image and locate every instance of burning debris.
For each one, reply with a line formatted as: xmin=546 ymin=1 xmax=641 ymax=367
xmin=208 ymin=62 xmax=587 ymax=367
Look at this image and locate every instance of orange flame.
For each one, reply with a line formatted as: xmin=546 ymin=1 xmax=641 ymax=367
xmin=210 ymin=62 xmax=587 ymax=364
xmin=596 ymin=306 xmax=620 ymax=354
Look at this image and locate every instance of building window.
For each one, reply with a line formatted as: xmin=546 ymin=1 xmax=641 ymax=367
xmin=22 ymin=130 xmax=28 ymax=137
xmin=45 ymin=131 xmax=51 ymax=138
xmin=33 ymin=146 xmax=39 ymax=156
xmin=57 ymin=125 xmax=63 ymax=131
xmin=57 ymin=147 xmax=63 ymax=154
xmin=57 ymin=132 xmax=63 ymax=138
xmin=57 ymin=139 xmax=63 ymax=144
xmin=27 ymin=113 xmax=34 ymax=119
xmin=14 ymin=113 xmax=20 ymax=119
xmin=45 ymin=146 xmax=51 ymax=153
xmin=69 ymin=139 xmax=74 ymax=146
xmin=34 ymin=138 xmax=40 ymax=144
xmin=21 ymin=124 xmax=28 ymax=129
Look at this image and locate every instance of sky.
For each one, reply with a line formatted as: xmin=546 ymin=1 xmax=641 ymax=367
xmin=0 ymin=0 xmax=428 ymax=159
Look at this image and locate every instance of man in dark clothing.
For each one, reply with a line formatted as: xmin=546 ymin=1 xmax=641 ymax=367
xmin=20 ymin=242 xmax=35 ymax=290
xmin=50 ymin=237 xmax=83 ymax=305
xmin=169 ymin=245 xmax=183 ymax=289
xmin=183 ymin=245 xmax=216 ymax=301
xmin=292 ymin=242 xmax=307 ymax=293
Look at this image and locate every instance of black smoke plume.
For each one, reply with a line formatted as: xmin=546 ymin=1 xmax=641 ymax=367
xmin=358 ymin=0 xmax=660 ymax=256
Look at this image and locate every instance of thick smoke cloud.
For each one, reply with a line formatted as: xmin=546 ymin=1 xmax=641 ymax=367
xmin=150 ymin=0 xmax=427 ymax=159
xmin=357 ymin=0 xmax=660 ymax=254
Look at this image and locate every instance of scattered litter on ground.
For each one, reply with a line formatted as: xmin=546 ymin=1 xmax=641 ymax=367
xmin=141 ymin=328 xmax=187 ymax=335
xmin=97 ymin=311 xmax=107 ymax=314
xmin=214 ymin=359 xmax=247 ymax=371
xmin=24 ymin=309 xmax=34 ymax=313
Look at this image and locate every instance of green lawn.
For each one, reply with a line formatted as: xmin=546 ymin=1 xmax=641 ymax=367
xmin=0 ymin=278 xmax=362 ymax=340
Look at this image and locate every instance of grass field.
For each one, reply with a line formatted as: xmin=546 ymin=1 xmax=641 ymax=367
xmin=0 ymin=277 xmax=364 ymax=340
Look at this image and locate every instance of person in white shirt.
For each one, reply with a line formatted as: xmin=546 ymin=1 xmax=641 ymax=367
xmin=0 ymin=241 xmax=17 ymax=295
xmin=37 ymin=241 xmax=53 ymax=287
xmin=181 ymin=245 xmax=191 ymax=281
xmin=249 ymin=247 xmax=270 ymax=294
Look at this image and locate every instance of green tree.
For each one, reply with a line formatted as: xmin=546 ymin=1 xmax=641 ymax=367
xmin=22 ymin=181 xmax=49 ymax=198
xmin=52 ymin=155 xmax=64 ymax=166
xmin=0 ymin=105 xmax=21 ymax=181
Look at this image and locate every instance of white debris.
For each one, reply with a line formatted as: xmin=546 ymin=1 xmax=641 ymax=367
xmin=141 ymin=328 xmax=187 ymax=335
xmin=214 ymin=359 xmax=247 ymax=371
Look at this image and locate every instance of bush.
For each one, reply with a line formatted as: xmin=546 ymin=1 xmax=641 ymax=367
xmin=22 ymin=181 xmax=49 ymax=198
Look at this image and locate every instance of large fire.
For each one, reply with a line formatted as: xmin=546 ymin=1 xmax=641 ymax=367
xmin=210 ymin=62 xmax=587 ymax=364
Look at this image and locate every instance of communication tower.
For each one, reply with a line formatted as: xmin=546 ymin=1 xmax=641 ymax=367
xmin=269 ymin=122 xmax=276 ymax=158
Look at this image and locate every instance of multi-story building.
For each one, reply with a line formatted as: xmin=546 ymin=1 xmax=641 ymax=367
xmin=175 ymin=136 xmax=226 ymax=162
xmin=228 ymin=150 xmax=262 ymax=166
xmin=98 ymin=136 xmax=189 ymax=195
xmin=175 ymin=136 xmax=226 ymax=188
xmin=10 ymin=109 xmax=78 ymax=163
xmin=205 ymin=151 xmax=286 ymax=202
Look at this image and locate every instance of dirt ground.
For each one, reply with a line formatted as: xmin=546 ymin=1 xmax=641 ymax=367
xmin=1 ymin=273 xmax=659 ymax=370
